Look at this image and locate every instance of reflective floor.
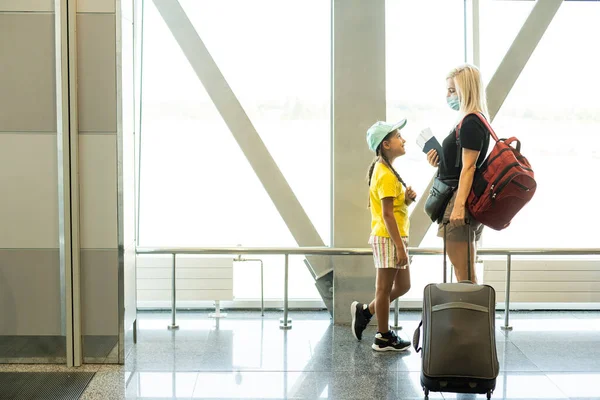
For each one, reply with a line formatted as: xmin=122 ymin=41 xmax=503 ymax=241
xmin=2 ymin=310 xmax=599 ymax=399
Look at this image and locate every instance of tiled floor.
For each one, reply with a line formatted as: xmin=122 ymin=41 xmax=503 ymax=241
xmin=2 ymin=310 xmax=599 ymax=399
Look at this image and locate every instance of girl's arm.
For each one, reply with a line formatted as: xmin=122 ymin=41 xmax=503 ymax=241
xmin=382 ymin=197 xmax=408 ymax=264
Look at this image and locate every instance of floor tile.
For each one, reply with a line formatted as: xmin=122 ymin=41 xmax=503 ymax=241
xmin=191 ymin=371 xmax=319 ymax=399
xmin=511 ymin=341 xmax=600 ymax=372
xmin=496 ymin=341 xmax=540 ymax=372
xmin=441 ymin=372 xmax=568 ymax=399
xmin=79 ymin=366 xmax=129 ymax=400
xmin=545 ymin=373 xmax=600 ymax=399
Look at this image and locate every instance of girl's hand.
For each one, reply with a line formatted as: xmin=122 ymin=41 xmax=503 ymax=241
xmin=396 ymin=245 xmax=409 ymax=267
xmin=405 ymin=186 xmax=417 ymax=204
xmin=426 ymin=149 xmax=439 ymax=167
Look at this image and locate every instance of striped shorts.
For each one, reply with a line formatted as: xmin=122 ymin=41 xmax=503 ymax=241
xmin=368 ymin=236 xmax=409 ymax=269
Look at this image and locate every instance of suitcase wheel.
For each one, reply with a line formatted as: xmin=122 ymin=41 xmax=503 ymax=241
xmin=422 ymin=387 xmax=429 ymax=399
xmin=487 ymin=389 xmax=492 ymax=399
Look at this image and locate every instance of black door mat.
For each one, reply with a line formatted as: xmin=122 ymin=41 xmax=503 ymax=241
xmin=0 ymin=372 xmax=95 ymax=400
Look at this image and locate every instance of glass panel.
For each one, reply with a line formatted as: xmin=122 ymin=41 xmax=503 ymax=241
xmin=386 ymin=0 xmax=465 ymax=200
xmin=138 ymin=1 xmax=330 ymax=302
xmin=386 ymin=0 xmax=465 ymax=300
xmin=479 ymin=0 xmax=535 ymax=86
xmin=481 ymin=1 xmax=600 ymax=248
xmin=0 ymin=13 xmax=66 ymax=363
xmin=180 ymin=0 xmax=332 ymax=245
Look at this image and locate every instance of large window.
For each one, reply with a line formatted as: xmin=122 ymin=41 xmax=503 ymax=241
xmin=479 ymin=1 xmax=600 ymax=248
xmin=386 ymin=0 xmax=466 ymax=298
xmin=138 ymin=1 xmax=330 ymax=302
xmin=137 ymin=0 xmax=600 ymax=307
xmin=478 ymin=0 xmax=534 ymax=84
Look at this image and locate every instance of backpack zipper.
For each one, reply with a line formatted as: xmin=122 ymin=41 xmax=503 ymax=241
xmin=489 ymin=162 xmax=533 ymax=193
xmin=492 ymin=172 xmax=532 ymax=199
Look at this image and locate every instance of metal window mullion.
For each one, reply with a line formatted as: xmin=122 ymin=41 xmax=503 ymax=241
xmin=116 ymin=0 xmax=126 ymax=365
xmin=54 ymin=0 xmax=82 ymax=368
xmin=54 ymin=0 xmax=71 ymax=367
xmin=465 ymin=0 xmax=481 ymax=67
xmin=67 ymin=0 xmax=82 ymax=368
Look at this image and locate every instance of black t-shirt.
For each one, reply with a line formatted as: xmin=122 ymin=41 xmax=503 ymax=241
xmin=439 ymin=114 xmax=490 ymax=180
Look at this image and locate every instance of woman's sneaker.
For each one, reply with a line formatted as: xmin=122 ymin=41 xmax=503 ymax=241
xmin=350 ymin=301 xmax=371 ymax=341
xmin=372 ymin=330 xmax=411 ymax=352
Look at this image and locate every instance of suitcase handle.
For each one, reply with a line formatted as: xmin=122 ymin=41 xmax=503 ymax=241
xmin=443 ymin=219 xmax=472 ymax=283
xmin=413 ymin=321 xmax=423 ymax=352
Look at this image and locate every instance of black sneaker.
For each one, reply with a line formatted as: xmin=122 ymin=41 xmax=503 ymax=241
xmin=372 ymin=330 xmax=411 ymax=352
xmin=350 ymin=301 xmax=371 ymax=341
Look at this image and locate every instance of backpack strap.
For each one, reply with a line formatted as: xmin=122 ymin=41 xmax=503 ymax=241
xmin=456 ymin=112 xmax=499 ymax=142
xmin=454 ymin=113 xmax=499 ymax=168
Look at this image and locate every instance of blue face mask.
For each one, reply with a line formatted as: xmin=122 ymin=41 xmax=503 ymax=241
xmin=447 ymin=95 xmax=460 ymax=111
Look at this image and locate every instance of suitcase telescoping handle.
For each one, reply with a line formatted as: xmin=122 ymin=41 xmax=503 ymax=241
xmin=443 ymin=219 xmax=472 ymax=283
xmin=415 ymin=219 xmax=474 ymax=353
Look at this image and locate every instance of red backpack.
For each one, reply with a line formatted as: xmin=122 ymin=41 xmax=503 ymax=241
xmin=457 ymin=113 xmax=537 ymax=231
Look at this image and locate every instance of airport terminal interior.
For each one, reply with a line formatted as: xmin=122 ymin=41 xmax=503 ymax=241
xmin=1 ymin=0 xmax=599 ymax=399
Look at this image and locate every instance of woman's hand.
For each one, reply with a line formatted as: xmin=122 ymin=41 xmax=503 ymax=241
xmin=449 ymin=203 xmax=467 ymax=227
xmin=426 ymin=149 xmax=439 ymax=167
xmin=405 ymin=186 xmax=417 ymax=205
xmin=396 ymin=245 xmax=409 ymax=267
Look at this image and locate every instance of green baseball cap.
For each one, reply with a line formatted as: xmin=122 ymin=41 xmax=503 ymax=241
xmin=366 ymin=119 xmax=407 ymax=152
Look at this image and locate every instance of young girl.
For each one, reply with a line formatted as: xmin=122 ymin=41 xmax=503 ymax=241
xmin=351 ymin=119 xmax=416 ymax=352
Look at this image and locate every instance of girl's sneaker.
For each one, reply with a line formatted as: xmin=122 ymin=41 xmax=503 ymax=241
xmin=372 ymin=330 xmax=411 ymax=352
xmin=351 ymin=301 xmax=371 ymax=340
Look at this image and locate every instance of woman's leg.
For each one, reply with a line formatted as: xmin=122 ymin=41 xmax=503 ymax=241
xmin=447 ymin=237 xmax=477 ymax=283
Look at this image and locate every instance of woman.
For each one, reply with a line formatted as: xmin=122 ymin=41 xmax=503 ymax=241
xmin=426 ymin=64 xmax=490 ymax=283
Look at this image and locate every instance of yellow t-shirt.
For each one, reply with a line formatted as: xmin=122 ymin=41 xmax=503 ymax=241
xmin=369 ymin=162 xmax=410 ymax=237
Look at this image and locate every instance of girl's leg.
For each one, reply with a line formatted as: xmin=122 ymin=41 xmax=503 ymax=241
xmin=367 ymin=267 xmax=410 ymax=315
xmin=373 ymin=268 xmax=398 ymax=333
xmin=390 ymin=267 xmax=411 ymax=301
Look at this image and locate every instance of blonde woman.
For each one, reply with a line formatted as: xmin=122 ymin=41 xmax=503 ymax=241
xmin=426 ymin=64 xmax=490 ymax=283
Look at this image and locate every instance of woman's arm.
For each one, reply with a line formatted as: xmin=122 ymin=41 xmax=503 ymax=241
xmin=450 ymin=148 xmax=480 ymax=225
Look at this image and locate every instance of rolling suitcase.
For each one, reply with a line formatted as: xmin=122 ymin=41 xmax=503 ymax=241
xmin=413 ymin=223 xmax=499 ymax=399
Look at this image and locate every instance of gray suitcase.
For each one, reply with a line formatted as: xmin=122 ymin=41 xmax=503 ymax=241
xmin=413 ymin=223 xmax=499 ymax=399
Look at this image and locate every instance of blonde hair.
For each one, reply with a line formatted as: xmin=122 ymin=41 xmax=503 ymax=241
xmin=447 ymin=64 xmax=489 ymax=118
